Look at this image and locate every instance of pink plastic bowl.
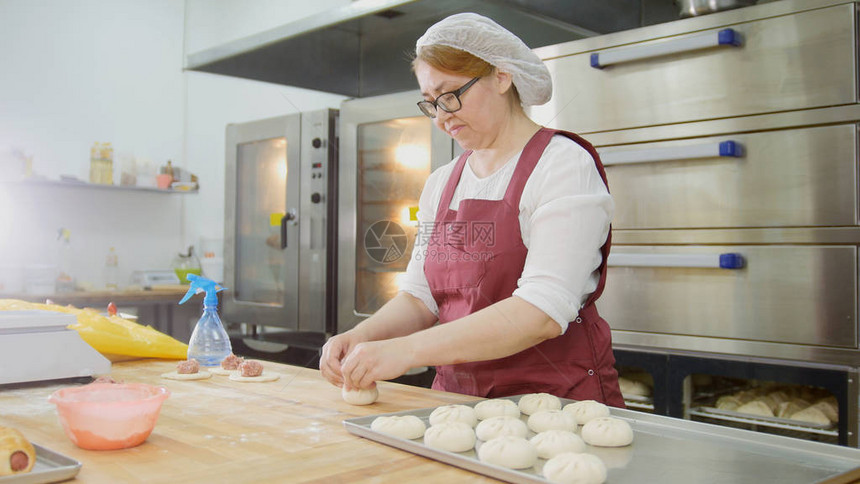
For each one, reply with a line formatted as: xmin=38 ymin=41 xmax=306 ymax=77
xmin=48 ymin=382 xmax=170 ymax=450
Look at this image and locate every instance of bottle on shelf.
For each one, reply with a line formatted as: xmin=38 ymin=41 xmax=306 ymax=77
xmin=104 ymin=247 xmax=119 ymax=290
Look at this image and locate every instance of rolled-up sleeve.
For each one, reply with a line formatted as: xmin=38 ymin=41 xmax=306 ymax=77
xmin=512 ymin=138 xmax=613 ymax=333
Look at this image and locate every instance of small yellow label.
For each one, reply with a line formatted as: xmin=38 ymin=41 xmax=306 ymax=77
xmin=270 ymin=213 xmax=285 ymax=226
xmin=408 ymin=206 xmax=419 ymax=222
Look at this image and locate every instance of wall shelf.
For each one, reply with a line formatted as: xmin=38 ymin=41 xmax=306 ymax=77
xmin=3 ymin=179 xmax=198 ymax=194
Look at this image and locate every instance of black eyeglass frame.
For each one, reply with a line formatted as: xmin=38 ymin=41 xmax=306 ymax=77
xmin=416 ymin=77 xmax=481 ymax=118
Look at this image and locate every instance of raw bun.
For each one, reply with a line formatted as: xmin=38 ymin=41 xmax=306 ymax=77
xmin=475 ymin=399 xmax=521 ymax=420
xmin=543 ymin=452 xmax=607 ymax=484
xmin=580 ymin=417 xmax=634 ymax=447
xmin=776 ymin=401 xmax=804 ymax=419
xmin=529 ymin=430 xmax=586 ymax=459
xmin=424 ymin=422 xmax=476 ymax=452
xmin=528 ymin=410 xmax=578 ymax=433
xmin=618 ymin=377 xmax=650 ymax=397
xmin=429 ymin=404 xmax=478 ymax=427
xmin=0 ymin=426 xmax=35 ymax=475
xmin=161 ymin=370 xmax=211 ymax=381
xmin=518 ymin=393 xmax=561 ymax=415
xmin=475 ymin=416 xmax=528 ymax=441
xmin=370 ymin=415 xmax=426 ymax=440
xmin=563 ymin=400 xmax=610 ymax=425
xmin=790 ymin=406 xmax=831 ymax=426
xmin=229 ymin=372 xmax=280 ymax=383
xmin=811 ymin=400 xmax=838 ymax=423
xmin=342 ymin=386 xmax=379 ymax=405
xmin=477 ymin=436 xmax=537 ymax=470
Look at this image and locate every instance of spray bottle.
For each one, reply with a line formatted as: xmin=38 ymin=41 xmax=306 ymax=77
xmin=180 ymin=273 xmax=231 ymax=366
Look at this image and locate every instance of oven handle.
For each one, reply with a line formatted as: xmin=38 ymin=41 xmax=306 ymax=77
xmin=280 ymin=209 xmax=298 ymax=249
xmin=599 ymin=140 xmax=742 ymax=166
xmin=608 ymin=253 xmax=745 ymax=269
xmin=590 ymin=28 xmax=742 ymax=69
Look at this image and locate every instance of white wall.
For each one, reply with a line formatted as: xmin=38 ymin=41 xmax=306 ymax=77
xmin=0 ymin=0 xmax=186 ymax=289
xmin=0 ymin=0 xmax=347 ymax=291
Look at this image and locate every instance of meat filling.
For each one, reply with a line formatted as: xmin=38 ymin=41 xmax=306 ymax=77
xmin=239 ymin=360 xmax=263 ymax=378
xmin=221 ymin=354 xmax=244 ymax=371
xmin=176 ymin=360 xmax=200 ymax=374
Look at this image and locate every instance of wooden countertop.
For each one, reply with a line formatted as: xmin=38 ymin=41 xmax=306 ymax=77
xmin=0 ymin=360 xmax=498 ymax=483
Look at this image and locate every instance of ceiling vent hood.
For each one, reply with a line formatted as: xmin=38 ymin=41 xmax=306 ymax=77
xmin=185 ymin=0 xmax=649 ymax=98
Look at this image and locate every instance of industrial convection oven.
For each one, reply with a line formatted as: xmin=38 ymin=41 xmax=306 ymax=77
xmin=529 ymin=0 xmax=860 ymax=446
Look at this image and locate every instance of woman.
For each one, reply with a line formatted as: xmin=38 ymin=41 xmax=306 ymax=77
xmin=320 ymin=12 xmax=623 ymax=406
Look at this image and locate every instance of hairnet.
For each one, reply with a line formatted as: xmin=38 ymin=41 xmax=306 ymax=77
xmin=415 ymin=12 xmax=552 ymax=106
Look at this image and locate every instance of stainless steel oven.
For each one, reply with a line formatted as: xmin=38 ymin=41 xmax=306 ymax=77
xmin=530 ymin=0 xmax=860 ymax=446
xmin=223 ymin=110 xmax=338 ymax=336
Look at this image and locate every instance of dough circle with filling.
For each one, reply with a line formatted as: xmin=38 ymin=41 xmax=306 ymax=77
xmin=161 ymin=371 xmax=212 ymax=381
xmin=229 ymin=372 xmax=280 ymax=382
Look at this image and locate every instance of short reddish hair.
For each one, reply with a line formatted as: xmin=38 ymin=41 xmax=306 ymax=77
xmin=413 ymin=45 xmax=521 ymax=105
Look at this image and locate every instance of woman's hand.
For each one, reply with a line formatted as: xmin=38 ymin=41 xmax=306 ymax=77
xmin=340 ymin=338 xmax=415 ymax=390
xmin=319 ymin=331 xmax=366 ymax=387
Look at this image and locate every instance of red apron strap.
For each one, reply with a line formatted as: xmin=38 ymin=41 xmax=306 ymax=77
xmin=434 ymin=150 xmax=471 ymax=222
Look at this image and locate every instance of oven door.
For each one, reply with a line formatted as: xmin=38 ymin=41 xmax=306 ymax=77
xmin=224 ymin=115 xmax=302 ymax=329
xmin=338 ymin=91 xmax=458 ymax=334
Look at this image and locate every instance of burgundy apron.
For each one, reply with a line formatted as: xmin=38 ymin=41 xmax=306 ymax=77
xmin=424 ymin=127 xmax=624 ymax=407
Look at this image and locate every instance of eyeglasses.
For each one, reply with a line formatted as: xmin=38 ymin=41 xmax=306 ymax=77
xmin=417 ymin=77 xmax=481 ymax=119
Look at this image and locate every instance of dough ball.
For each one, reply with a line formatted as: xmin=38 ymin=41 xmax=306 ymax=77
xmin=424 ymin=422 xmax=476 ymax=453
xmin=790 ymin=406 xmax=831 ymax=426
xmin=475 ymin=399 xmax=521 ymax=420
xmin=429 ymin=404 xmax=478 ymax=427
xmin=736 ymin=400 xmax=774 ymax=417
xmin=477 ymin=436 xmax=537 ymax=470
xmin=580 ymin=417 xmax=633 ymax=447
xmin=518 ymin=393 xmax=561 ymax=415
xmin=529 ymin=430 xmax=585 ymax=459
xmin=370 ymin=415 xmax=426 ymax=440
xmin=342 ymin=386 xmax=379 ymax=406
xmin=528 ymin=410 xmax=577 ymax=433
xmin=543 ymin=452 xmax=607 ymax=484
xmin=475 ymin=416 xmax=528 ymax=441
xmin=563 ymin=400 xmax=610 ymax=425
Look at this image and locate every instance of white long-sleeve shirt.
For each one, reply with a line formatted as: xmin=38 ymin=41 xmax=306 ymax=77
xmin=398 ymin=134 xmax=614 ymax=333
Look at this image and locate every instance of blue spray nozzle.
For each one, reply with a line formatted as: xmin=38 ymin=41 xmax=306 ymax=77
xmin=179 ymin=274 xmax=226 ymax=306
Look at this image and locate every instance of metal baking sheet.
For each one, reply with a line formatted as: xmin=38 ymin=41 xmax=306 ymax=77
xmin=692 ymin=406 xmax=835 ymax=431
xmin=344 ymin=395 xmax=860 ymax=484
xmin=0 ymin=444 xmax=81 ymax=484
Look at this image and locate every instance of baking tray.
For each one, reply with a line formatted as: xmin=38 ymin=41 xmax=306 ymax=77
xmin=690 ymin=406 xmax=837 ymax=436
xmin=344 ymin=395 xmax=860 ymax=484
xmin=0 ymin=444 xmax=81 ymax=484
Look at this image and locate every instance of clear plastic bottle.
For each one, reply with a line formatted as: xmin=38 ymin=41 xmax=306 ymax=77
xmin=104 ymin=247 xmax=118 ymax=290
xmin=181 ymin=274 xmax=231 ymax=366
